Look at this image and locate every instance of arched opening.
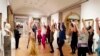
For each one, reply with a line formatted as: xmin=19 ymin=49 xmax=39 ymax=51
xmin=64 ymin=12 xmax=80 ymax=36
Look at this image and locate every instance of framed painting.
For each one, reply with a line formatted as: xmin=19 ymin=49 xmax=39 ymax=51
xmin=84 ymin=19 xmax=94 ymax=28
xmin=0 ymin=13 xmax=1 ymax=30
xmin=33 ymin=18 xmax=40 ymax=27
xmin=0 ymin=13 xmax=2 ymax=49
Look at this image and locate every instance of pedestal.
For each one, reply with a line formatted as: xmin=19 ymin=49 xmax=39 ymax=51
xmin=4 ymin=36 xmax=11 ymax=56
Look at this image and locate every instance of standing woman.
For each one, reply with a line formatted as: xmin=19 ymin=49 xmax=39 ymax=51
xmin=49 ymin=24 xmax=55 ymax=53
xmin=53 ymin=23 xmax=59 ymax=50
xmin=58 ymin=23 xmax=66 ymax=56
xmin=41 ymin=25 xmax=47 ymax=48
xmin=77 ymin=19 xmax=89 ymax=56
xmin=37 ymin=25 xmax=42 ymax=45
xmin=86 ymin=20 xmax=94 ymax=55
xmin=28 ymin=31 xmax=37 ymax=56
xmin=70 ymin=22 xmax=78 ymax=54
xmin=32 ymin=24 xmax=37 ymax=40
xmin=95 ymin=18 xmax=100 ymax=56
xmin=46 ymin=25 xmax=51 ymax=43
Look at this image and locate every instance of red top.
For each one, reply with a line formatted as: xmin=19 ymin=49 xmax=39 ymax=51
xmin=38 ymin=29 xmax=41 ymax=35
xmin=46 ymin=26 xmax=50 ymax=35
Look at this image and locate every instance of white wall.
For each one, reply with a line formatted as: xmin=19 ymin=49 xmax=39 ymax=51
xmin=15 ymin=16 xmax=29 ymax=25
xmin=51 ymin=13 xmax=59 ymax=26
xmin=0 ymin=0 xmax=7 ymax=52
xmin=81 ymin=0 xmax=100 ymax=51
xmin=0 ymin=0 xmax=7 ymax=56
xmin=41 ymin=17 xmax=47 ymax=26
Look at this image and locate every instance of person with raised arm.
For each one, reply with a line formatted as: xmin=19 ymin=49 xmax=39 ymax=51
xmin=70 ymin=20 xmax=78 ymax=54
xmin=49 ymin=24 xmax=54 ymax=53
xmin=57 ymin=22 xmax=66 ymax=56
xmin=86 ymin=20 xmax=94 ymax=55
xmin=95 ymin=18 xmax=100 ymax=56
xmin=77 ymin=19 xmax=89 ymax=56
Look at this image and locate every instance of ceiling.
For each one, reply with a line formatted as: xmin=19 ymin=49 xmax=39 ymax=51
xmin=10 ymin=0 xmax=85 ymax=18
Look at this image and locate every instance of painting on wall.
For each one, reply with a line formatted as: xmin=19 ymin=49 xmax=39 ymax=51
xmin=84 ymin=19 xmax=94 ymax=28
xmin=0 ymin=13 xmax=1 ymax=30
xmin=0 ymin=13 xmax=2 ymax=48
xmin=33 ymin=18 xmax=40 ymax=27
xmin=65 ymin=12 xmax=80 ymax=28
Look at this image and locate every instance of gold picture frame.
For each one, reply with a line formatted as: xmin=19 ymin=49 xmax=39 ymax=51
xmin=84 ymin=19 xmax=94 ymax=27
xmin=64 ymin=12 xmax=80 ymax=35
xmin=0 ymin=13 xmax=2 ymax=47
xmin=64 ymin=12 xmax=80 ymax=26
xmin=0 ymin=13 xmax=2 ymax=30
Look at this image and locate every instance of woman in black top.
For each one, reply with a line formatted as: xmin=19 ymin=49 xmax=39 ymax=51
xmin=70 ymin=22 xmax=78 ymax=54
xmin=49 ymin=24 xmax=54 ymax=53
xmin=86 ymin=20 xmax=94 ymax=54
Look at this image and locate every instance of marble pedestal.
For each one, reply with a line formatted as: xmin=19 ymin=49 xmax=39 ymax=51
xmin=4 ymin=36 xmax=11 ymax=56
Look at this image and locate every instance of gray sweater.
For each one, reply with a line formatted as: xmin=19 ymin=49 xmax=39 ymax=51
xmin=78 ymin=32 xmax=89 ymax=47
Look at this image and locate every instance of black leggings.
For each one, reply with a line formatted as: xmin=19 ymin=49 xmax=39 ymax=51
xmin=15 ymin=38 xmax=20 ymax=49
xmin=88 ymin=41 xmax=93 ymax=54
xmin=50 ymin=42 xmax=54 ymax=52
xmin=78 ymin=47 xmax=87 ymax=56
xmin=37 ymin=35 xmax=41 ymax=45
xmin=58 ymin=40 xmax=65 ymax=56
xmin=71 ymin=41 xmax=77 ymax=54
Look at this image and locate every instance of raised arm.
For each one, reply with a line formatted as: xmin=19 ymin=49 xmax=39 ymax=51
xmin=75 ymin=20 xmax=79 ymax=31
xmin=67 ymin=23 xmax=73 ymax=36
xmin=27 ymin=32 xmax=31 ymax=48
xmin=92 ymin=20 xmax=94 ymax=27
xmin=96 ymin=18 xmax=100 ymax=35
xmin=82 ymin=19 xmax=88 ymax=33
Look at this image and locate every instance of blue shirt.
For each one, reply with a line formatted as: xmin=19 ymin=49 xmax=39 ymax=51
xmin=59 ymin=30 xmax=66 ymax=41
xmin=98 ymin=37 xmax=100 ymax=48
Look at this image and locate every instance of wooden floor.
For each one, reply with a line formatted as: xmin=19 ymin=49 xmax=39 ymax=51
xmin=14 ymin=35 xmax=97 ymax=56
xmin=0 ymin=50 xmax=3 ymax=56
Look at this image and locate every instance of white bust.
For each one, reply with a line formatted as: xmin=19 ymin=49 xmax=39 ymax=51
xmin=5 ymin=23 xmax=11 ymax=32
xmin=4 ymin=22 xmax=11 ymax=36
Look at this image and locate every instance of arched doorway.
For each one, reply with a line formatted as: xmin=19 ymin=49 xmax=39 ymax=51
xmin=64 ymin=12 xmax=80 ymax=36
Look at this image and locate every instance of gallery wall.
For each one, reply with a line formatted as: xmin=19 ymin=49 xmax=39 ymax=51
xmin=51 ymin=13 xmax=59 ymax=26
xmin=81 ymin=0 xmax=100 ymax=51
xmin=0 ymin=0 xmax=7 ymax=51
xmin=62 ymin=7 xmax=81 ymax=22
xmin=41 ymin=17 xmax=47 ymax=26
xmin=7 ymin=6 xmax=14 ymax=32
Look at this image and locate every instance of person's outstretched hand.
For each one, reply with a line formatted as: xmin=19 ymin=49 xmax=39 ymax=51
xmin=96 ymin=18 xmax=99 ymax=22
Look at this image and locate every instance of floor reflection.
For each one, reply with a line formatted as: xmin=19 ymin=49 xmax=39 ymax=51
xmin=14 ymin=36 xmax=97 ymax=56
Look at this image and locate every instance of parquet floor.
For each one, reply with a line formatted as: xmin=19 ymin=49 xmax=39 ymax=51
xmin=0 ymin=50 xmax=3 ymax=56
xmin=14 ymin=35 xmax=97 ymax=56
